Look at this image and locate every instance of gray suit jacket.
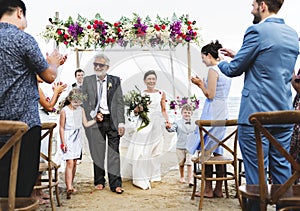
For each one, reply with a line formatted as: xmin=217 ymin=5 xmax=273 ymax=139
xmin=82 ymin=74 xmax=125 ymax=130
xmin=218 ymin=17 xmax=299 ymax=125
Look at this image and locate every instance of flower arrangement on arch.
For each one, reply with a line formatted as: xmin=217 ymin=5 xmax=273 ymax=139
xmin=169 ymin=94 xmax=200 ymax=114
xmin=123 ymin=86 xmax=151 ymax=131
xmin=40 ymin=13 xmax=202 ymax=50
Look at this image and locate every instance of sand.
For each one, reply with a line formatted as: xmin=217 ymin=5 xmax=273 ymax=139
xmin=37 ymin=148 xmax=245 ymax=211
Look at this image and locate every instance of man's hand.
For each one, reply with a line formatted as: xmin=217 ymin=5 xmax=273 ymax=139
xmin=46 ymin=49 xmax=68 ymax=68
xmin=219 ymin=48 xmax=236 ymax=59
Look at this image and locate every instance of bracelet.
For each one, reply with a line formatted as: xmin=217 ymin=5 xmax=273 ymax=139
xmin=60 ymin=144 xmax=65 ymax=150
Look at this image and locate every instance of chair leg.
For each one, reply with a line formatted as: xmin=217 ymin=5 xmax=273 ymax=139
xmin=241 ymin=195 xmax=249 ymax=211
xmin=55 ymin=169 xmax=61 ymax=206
xmin=191 ymin=175 xmax=197 ymax=200
xmin=199 ymin=165 xmax=207 ymax=210
xmin=191 ymin=163 xmax=197 ymax=200
xmin=234 ymin=161 xmax=242 ymax=208
xmin=47 ymin=171 xmax=56 ymax=211
xmin=198 ymin=164 xmax=213 ymax=210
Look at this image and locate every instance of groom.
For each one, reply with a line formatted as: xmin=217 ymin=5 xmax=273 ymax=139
xmin=82 ymin=53 xmax=125 ymax=194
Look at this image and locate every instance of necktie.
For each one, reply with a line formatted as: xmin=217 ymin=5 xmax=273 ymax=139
xmin=94 ymin=80 xmax=105 ymax=114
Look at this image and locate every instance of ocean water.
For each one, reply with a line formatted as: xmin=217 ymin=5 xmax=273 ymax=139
xmin=228 ymin=97 xmax=241 ymax=119
xmin=168 ymin=96 xmax=241 ymax=123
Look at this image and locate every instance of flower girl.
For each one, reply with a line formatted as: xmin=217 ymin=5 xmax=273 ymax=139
xmin=59 ymin=88 xmax=97 ymax=199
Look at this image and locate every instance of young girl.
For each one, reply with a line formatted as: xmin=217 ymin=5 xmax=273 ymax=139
xmin=59 ymin=88 xmax=97 ymax=199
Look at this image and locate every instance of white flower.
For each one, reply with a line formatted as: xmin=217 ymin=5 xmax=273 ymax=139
xmin=108 ymin=82 xmax=112 ymax=90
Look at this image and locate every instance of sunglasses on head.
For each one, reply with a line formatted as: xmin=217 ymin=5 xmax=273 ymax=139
xmin=93 ymin=62 xmax=108 ymax=68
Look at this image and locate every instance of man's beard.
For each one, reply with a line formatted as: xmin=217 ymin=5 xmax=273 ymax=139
xmin=252 ymin=8 xmax=261 ymax=24
xmin=95 ymin=71 xmax=106 ymax=78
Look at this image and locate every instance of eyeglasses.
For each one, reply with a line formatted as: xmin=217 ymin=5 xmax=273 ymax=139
xmin=93 ymin=62 xmax=108 ymax=68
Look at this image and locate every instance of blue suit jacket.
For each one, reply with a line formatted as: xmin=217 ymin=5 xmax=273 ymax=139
xmin=218 ymin=17 xmax=299 ymax=125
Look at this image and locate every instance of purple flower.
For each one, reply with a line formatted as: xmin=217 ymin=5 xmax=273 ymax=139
xmin=68 ymin=23 xmax=83 ymax=40
xmin=133 ymin=17 xmax=148 ymax=35
xmin=194 ymin=100 xmax=200 ymax=109
xmin=170 ymin=21 xmax=182 ymax=41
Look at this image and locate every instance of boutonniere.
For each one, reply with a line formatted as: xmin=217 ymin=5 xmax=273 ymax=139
xmin=108 ymin=82 xmax=112 ymax=90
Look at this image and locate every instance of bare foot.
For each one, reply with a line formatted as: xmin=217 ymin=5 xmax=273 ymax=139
xmin=178 ymin=178 xmax=186 ymax=183
xmin=95 ymin=184 xmax=104 ymax=190
xmin=203 ymin=189 xmax=214 ymax=198
xmin=114 ymin=187 xmax=124 ymax=194
xmin=213 ymin=190 xmax=224 ymax=198
xmin=38 ymin=198 xmax=50 ymax=205
xmin=39 ymin=191 xmax=50 ymax=199
xmin=194 ymin=191 xmax=214 ymax=198
xmin=32 ymin=194 xmax=50 ymax=205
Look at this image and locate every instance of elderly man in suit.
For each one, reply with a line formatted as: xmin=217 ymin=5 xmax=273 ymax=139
xmin=218 ymin=0 xmax=299 ymax=189
xmin=82 ymin=53 xmax=125 ymax=194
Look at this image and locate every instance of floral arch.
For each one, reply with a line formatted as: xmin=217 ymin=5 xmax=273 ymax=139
xmin=41 ymin=12 xmax=205 ymax=99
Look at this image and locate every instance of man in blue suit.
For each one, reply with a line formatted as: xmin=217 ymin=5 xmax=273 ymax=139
xmin=218 ymin=0 xmax=299 ymax=192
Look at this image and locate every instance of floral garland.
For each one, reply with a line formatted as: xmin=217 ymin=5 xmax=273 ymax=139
xmin=41 ymin=13 xmax=202 ymax=49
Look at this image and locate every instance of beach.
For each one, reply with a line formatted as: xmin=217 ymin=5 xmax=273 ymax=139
xmin=37 ymin=97 xmax=278 ymax=211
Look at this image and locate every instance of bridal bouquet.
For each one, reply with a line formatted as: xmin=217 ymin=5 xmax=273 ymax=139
xmin=123 ymin=86 xmax=151 ymax=131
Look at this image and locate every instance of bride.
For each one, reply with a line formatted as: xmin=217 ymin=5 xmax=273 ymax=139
xmin=122 ymin=70 xmax=169 ymax=190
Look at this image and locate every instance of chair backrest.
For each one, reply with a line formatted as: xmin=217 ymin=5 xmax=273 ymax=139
xmin=41 ymin=122 xmax=57 ymax=167
xmin=195 ymin=119 xmax=238 ymax=162
xmin=0 ymin=121 xmax=29 ymax=210
xmin=249 ymin=111 xmax=300 ymax=206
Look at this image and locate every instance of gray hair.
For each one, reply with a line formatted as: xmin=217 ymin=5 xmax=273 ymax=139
xmin=94 ymin=53 xmax=110 ymax=66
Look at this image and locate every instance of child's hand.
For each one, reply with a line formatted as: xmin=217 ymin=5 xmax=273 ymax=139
xmin=60 ymin=143 xmax=67 ymax=152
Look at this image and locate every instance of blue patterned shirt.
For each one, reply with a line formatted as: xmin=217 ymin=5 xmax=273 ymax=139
xmin=0 ymin=22 xmax=49 ymax=128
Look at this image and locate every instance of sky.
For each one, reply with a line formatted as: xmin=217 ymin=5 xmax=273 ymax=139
xmin=23 ymin=0 xmax=300 ymax=97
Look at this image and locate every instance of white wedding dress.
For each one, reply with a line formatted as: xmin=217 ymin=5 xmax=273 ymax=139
xmin=122 ymin=91 xmax=165 ymax=190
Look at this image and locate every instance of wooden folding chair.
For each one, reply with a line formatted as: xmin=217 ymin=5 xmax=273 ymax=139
xmin=33 ymin=122 xmax=61 ymax=210
xmin=191 ymin=119 xmax=240 ymax=210
xmin=239 ymin=111 xmax=300 ymax=211
xmin=0 ymin=121 xmax=39 ymax=211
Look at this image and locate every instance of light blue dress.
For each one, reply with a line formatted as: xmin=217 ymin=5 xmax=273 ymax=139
xmin=200 ymin=65 xmax=231 ymax=155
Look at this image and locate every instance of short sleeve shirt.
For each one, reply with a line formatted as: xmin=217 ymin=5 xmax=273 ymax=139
xmin=0 ymin=23 xmax=49 ymax=128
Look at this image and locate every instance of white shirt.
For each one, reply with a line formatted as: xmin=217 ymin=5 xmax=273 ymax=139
xmin=96 ymin=75 xmax=109 ymax=114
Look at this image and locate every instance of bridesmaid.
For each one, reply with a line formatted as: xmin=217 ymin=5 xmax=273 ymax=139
xmin=191 ymin=40 xmax=231 ymax=198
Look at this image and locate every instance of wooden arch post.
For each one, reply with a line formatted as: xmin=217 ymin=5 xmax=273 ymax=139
xmin=186 ymin=14 xmax=192 ymax=97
